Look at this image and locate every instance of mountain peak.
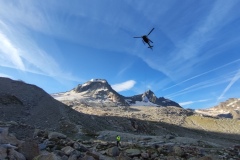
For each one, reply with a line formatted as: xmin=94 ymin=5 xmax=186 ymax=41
xmin=89 ymin=78 xmax=107 ymax=83
xmin=74 ymin=78 xmax=109 ymax=93
xmin=66 ymin=78 xmax=128 ymax=106
xmin=145 ymin=89 xmax=154 ymax=94
xmin=125 ymin=89 xmax=181 ymax=107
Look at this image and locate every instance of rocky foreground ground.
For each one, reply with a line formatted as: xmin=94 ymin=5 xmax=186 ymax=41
xmin=1 ymin=104 xmax=240 ymax=160
xmin=1 ymin=121 xmax=240 ymax=160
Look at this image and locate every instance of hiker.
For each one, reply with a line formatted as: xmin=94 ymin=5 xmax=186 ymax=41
xmin=116 ymin=135 xmax=121 ymax=147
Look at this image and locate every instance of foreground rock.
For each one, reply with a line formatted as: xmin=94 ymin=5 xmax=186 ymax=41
xmin=1 ymin=124 xmax=240 ymax=160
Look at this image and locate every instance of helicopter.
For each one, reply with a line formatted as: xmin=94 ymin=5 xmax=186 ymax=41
xmin=134 ymin=28 xmax=154 ymax=49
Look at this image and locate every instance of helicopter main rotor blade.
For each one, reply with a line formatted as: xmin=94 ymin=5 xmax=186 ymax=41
xmin=147 ymin=28 xmax=154 ymax=36
xmin=133 ymin=36 xmax=142 ymax=38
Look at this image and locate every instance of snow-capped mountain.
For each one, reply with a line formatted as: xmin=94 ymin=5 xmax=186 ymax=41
xmin=52 ymin=79 xmax=181 ymax=107
xmin=196 ymin=98 xmax=240 ymax=119
xmin=52 ymin=79 xmax=128 ymax=107
xmin=125 ymin=90 xmax=181 ymax=107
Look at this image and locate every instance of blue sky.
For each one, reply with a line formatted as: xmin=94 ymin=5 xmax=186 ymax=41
xmin=0 ymin=0 xmax=240 ymax=109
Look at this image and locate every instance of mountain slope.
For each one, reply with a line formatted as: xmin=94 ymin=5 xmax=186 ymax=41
xmin=0 ymin=77 xmax=73 ymax=137
xmin=196 ymin=98 xmax=240 ymax=119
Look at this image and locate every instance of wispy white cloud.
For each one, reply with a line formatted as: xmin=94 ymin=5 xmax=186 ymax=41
xmin=112 ymin=80 xmax=136 ymax=92
xmin=179 ymin=101 xmax=194 ymax=106
xmin=179 ymin=99 xmax=211 ymax=107
xmin=163 ymin=58 xmax=240 ymax=91
xmin=167 ymin=70 xmax=239 ymax=98
xmin=116 ymin=62 xmax=134 ymax=77
xmin=0 ymin=1 xmax=49 ymax=33
xmin=217 ymin=69 xmax=240 ymax=101
xmin=0 ymin=32 xmax=25 ymax=70
xmin=0 ymin=19 xmax=82 ymax=84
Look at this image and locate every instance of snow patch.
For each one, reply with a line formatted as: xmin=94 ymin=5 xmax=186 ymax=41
xmin=90 ymin=79 xmax=106 ymax=83
xmin=130 ymin=101 xmax=159 ymax=107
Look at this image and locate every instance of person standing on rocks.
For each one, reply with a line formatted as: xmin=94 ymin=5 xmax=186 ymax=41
xmin=116 ymin=135 xmax=121 ymax=147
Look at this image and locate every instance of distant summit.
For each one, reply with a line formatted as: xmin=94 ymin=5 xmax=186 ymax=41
xmin=53 ymin=79 xmax=181 ymax=108
xmin=125 ymin=89 xmax=181 ymax=107
xmin=196 ymin=98 xmax=240 ymax=119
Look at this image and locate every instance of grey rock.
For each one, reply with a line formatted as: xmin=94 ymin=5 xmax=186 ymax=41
xmin=81 ymin=155 xmax=95 ymax=160
xmin=0 ymin=127 xmax=21 ymax=146
xmin=68 ymin=154 xmax=78 ymax=160
xmin=0 ymin=146 xmax=7 ymax=159
xmin=61 ymin=146 xmax=75 ymax=155
xmin=106 ymin=146 xmax=120 ymax=157
xmin=125 ymin=148 xmax=141 ymax=157
xmin=48 ymin=132 xmax=67 ymax=140
xmin=117 ymin=152 xmax=131 ymax=160
xmin=173 ymin=146 xmax=184 ymax=157
xmin=8 ymin=148 xmax=26 ymax=160
xmin=18 ymin=139 xmax=40 ymax=160
xmin=39 ymin=143 xmax=47 ymax=150
xmin=141 ymin=152 xmax=149 ymax=159
xmin=33 ymin=152 xmax=62 ymax=160
xmin=86 ymin=151 xmax=100 ymax=159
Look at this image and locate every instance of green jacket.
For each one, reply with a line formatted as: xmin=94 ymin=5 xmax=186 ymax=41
xmin=116 ymin=136 xmax=121 ymax=141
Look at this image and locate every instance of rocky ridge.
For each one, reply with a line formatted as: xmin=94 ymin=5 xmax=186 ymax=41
xmin=196 ymin=98 xmax=240 ymax=119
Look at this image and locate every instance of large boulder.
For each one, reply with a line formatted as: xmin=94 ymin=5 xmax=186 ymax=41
xmin=18 ymin=139 xmax=40 ymax=160
xmin=8 ymin=148 xmax=26 ymax=160
xmin=125 ymin=148 xmax=141 ymax=157
xmin=0 ymin=127 xmax=22 ymax=146
xmin=106 ymin=146 xmax=120 ymax=157
xmin=48 ymin=132 xmax=67 ymax=140
xmin=33 ymin=152 xmax=61 ymax=160
xmin=0 ymin=146 xmax=7 ymax=159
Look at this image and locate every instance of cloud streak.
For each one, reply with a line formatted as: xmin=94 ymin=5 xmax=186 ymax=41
xmin=163 ymin=58 xmax=240 ymax=91
xmin=166 ymin=70 xmax=239 ymax=98
xmin=217 ymin=69 xmax=240 ymax=101
xmin=0 ymin=32 xmax=25 ymax=70
xmin=179 ymin=99 xmax=211 ymax=107
xmin=0 ymin=19 xmax=81 ymax=83
xmin=112 ymin=80 xmax=136 ymax=92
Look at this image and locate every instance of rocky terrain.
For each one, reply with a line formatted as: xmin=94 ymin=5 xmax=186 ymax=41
xmin=1 ymin=122 xmax=240 ymax=160
xmin=196 ymin=98 xmax=240 ymax=119
xmin=0 ymin=77 xmax=240 ymax=159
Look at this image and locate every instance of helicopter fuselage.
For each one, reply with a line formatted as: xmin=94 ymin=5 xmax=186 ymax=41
xmin=142 ymin=35 xmax=153 ymax=48
xmin=142 ymin=35 xmax=149 ymax=43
